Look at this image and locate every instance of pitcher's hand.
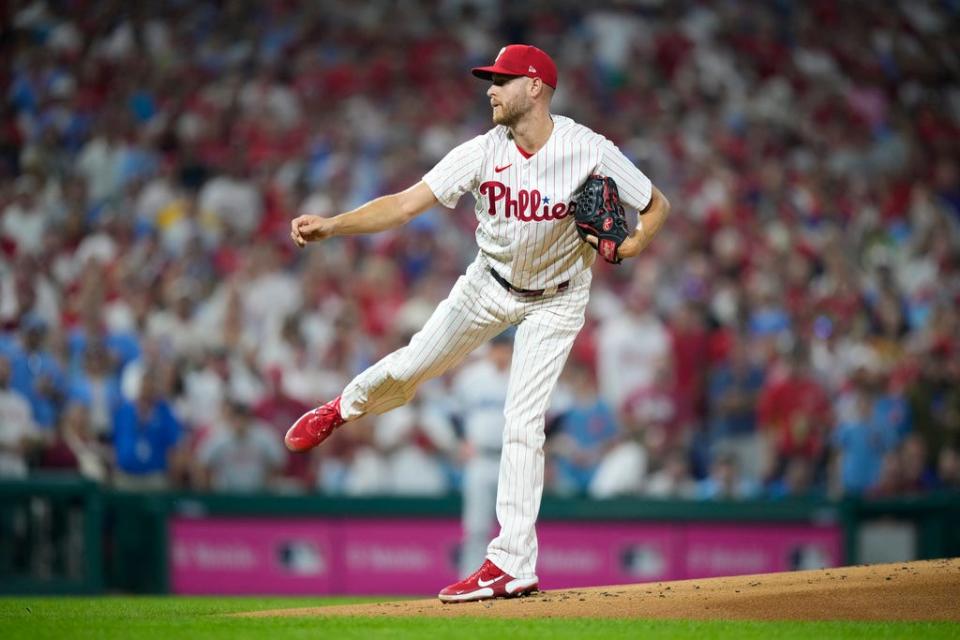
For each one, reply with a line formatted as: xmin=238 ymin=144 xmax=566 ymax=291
xmin=290 ymin=215 xmax=334 ymax=247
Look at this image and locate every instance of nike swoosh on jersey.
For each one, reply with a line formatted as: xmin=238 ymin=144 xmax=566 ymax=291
xmin=494 ymin=164 xmax=512 ymax=173
xmin=477 ymin=575 xmax=506 ymax=587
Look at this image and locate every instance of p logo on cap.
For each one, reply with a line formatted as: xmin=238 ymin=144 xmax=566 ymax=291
xmin=472 ymin=44 xmax=558 ymax=89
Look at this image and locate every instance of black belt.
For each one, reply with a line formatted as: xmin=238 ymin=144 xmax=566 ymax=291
xmin=489 ymin=268 xmax=569 ymax=298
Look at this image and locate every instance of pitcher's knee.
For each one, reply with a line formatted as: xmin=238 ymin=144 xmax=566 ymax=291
xmin=356 ymin=366 xmax=418 ymax=413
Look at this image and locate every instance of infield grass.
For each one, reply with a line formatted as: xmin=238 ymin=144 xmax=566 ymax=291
xmin=1 ymin=597 xmax=956 ymax=639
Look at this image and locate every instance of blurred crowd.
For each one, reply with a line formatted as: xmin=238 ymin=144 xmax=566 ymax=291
xmin=1 ymin=0 xmax=959 ymax=500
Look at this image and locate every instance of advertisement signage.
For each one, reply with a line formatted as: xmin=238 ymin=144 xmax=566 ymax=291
xmin=170 ymin=518 xmax=841 ymax=595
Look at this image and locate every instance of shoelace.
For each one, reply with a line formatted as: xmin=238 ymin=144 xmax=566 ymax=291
xmin=473 ymin=562 xmax=500 ymax=583
xmin=308 ymin=405 xmax=336 ymax=435
xmin=320 ymin=403 xmax=347 ymax=430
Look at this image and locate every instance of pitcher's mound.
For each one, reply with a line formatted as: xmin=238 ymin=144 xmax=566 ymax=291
xmin=238 ymin=558 xmax=960 ymax=621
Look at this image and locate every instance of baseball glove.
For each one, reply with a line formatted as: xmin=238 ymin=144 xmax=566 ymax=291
xmin=571 ymin=175 xmax=628 ymax=264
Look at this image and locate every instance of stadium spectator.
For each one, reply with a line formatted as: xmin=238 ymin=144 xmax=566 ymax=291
xmin=325 ymin=417 xmax=389 ymax=496
xmin=197 ymin=154 xmax=263 ymax=239
xmin=596 ymin=283 xmax=670 ymax=414
xmin=766 ymin=456 xmax=819 ymax=500
xmin=370 ymin=397 xmax=455 ymax=496
xmin=621 ymin=361 xmax=685 ymax=462
xmin=867 ymin=450 xmax=907 ymax=499
xmin=194 ymin=398 xmax=286 ymax=493
xmin=872 ymin=370 xmax=913 ymax=443
xmin=548 ymin=363 xmax=623 ymax=496
xmin=331 ymin=395 xmax=455 ymax=497
xmin=907 ymin=338 xmax=960 ymax=464
xmin=9 ymin=314 xmax=64 ymax=429
xmin=644 ymin=449 xmax=697 ymax=500
xmin=1 ymin=175 xmax=47 ymax=256
xmin=696 ymin=451 xmax=760 ymax=501
xmin=937 ymin=448 xmax=960 ymax=491
xmin=587 ymin=415 xmax=649 ymax=499
xmin=253 ymin=367 xmax=312 ymax=488
xmin=0 ymin=354 xmax=41 ymax=478
xmin=111 ymin=367 xmax=183 ymax=490
xmin=831 ymin=382 xmax=902 ymax=496
xmin=35 ymin=401 xmax=110 ymax=483
xmin=899 ymin=433 xmax=939 ymax=494
xmin=667 ymin=300 xmax=710 ymax=426
xmin=706 ymin=335 xmax=766 ymax=481
xmin=757 ymin=346 xmax=832 ymax=480
xmin=66 ymin=342 xmax=123 ymax=440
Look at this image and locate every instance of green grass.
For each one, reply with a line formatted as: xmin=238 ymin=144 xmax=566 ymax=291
xmin=0 ymin=597 xmax=956 ymax=640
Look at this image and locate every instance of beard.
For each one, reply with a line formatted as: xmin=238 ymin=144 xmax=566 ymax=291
xmin=492 ymin=98 xmax=528 ymax=127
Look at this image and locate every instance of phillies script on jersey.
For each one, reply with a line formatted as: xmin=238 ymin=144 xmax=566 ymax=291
xmin=479 ymin=181 xmax=573 ymax=221
xmin=423 ymin=115 xmax=651 ymax=291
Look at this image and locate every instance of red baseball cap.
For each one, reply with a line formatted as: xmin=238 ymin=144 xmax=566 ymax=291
xmin=471 ymin=44 xmax=558 ymax=89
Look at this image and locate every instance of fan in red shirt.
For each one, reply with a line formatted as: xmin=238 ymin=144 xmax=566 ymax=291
xmin=757 ymin=345 xmax=832 ymax=477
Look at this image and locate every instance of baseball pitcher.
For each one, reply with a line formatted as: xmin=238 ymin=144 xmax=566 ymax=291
xmin=285 ymin=44 xmax=671 ymax=602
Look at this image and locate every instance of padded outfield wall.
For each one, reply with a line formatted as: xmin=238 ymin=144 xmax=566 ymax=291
xmin=1 ymin=476 xmax=958 ymax=594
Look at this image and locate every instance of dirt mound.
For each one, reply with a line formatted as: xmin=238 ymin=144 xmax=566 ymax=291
xmin=238 ymin=558 xmax=960 ymax=621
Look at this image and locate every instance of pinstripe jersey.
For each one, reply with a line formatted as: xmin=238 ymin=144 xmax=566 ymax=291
xmin=423 ymin=115 xmax=653 ymax=290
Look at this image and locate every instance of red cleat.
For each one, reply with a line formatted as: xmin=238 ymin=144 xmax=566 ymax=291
xmin=438 ymin=559 xmax=539 ymax=603
xmin=284 ymin=396 xmax=346 ymax=452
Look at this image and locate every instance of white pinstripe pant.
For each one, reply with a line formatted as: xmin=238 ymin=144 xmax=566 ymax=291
xmin=340 ymin=257 xmax=590 ymax=578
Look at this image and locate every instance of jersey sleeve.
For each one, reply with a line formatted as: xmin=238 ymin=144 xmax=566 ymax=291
xmin=422 ymin=135 xmax=485 ymax=209
xmin=598 ymin=137 xmax=653 ymax=213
